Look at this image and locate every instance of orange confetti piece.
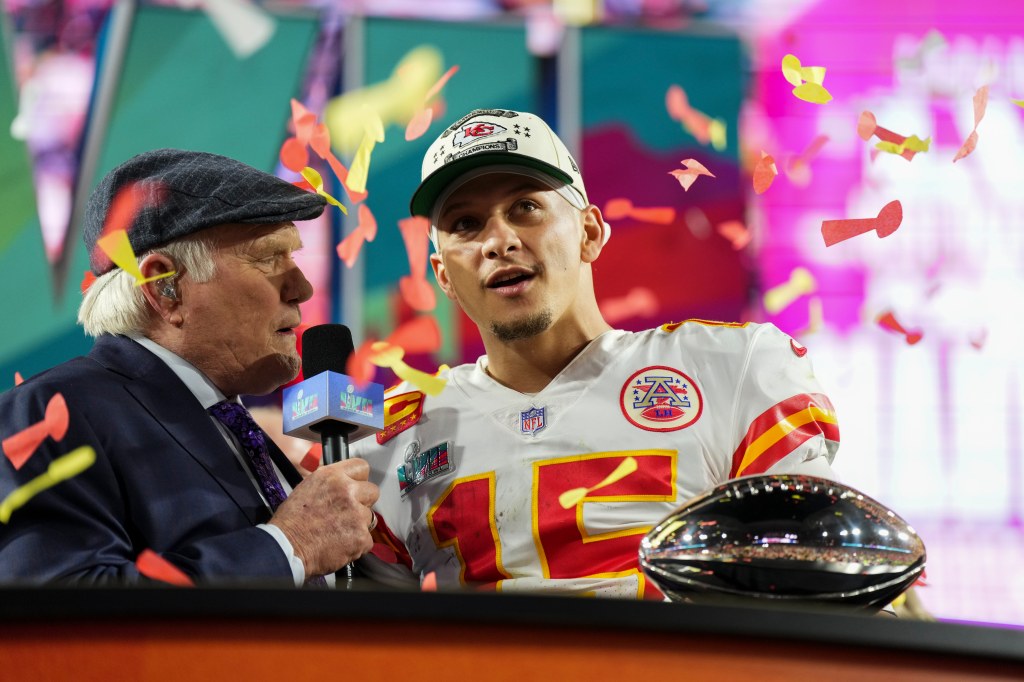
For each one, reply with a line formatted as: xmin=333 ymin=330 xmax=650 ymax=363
xmin=821 ymin=200 xmax=902 ymax=247
xmin=14 ymin=372 xmax=24 ymax=387
xmin=336 ymin=204 xmax=378 ymax=269
xmin=716 ymin=220 xmax=750 ymax=250
xmin=877 ymin=310 xmax=922 ymax=345
xmin=310 ymin=123 xmax=331 ymax=158
xmin=2 ymin=393 xmax=69 ymax=470
xmin=399 ymin=275 xmax=436 ymax=312
xmin=421 ymin=571 xmax=438 ymax=592
xmin=424 ymin=65 xmax=459 ymax=103
xmin=387 ymin=316 xmax=442 ymax=355
xmin=599 ymin=287 xmax=658 ymax=325
xmin=665 ymin=84 xmax=726 ymax=149
xmin=346 ymin=341 xmax=378 ymax=388
xmin=299 ymin=443 xmax=322 ymax=472
xmin=753 ymin=151 xmax=778 ymax=194
xmin=290 ymin=99 xmax=317 ymax=145
xmin=601 ymin=198 xmax=675 ymax=224
xmin=953 ymin=85 xmax=988 ymax=163
xmin=136 ymin=549 xmax=195 ymax=587
xmin=602 ymin=198 xmax=633 ymax=221
xmin=80 ymin=270 xmax=97 ymax=294
xmin=280 ymin=137 xmax=309 ymax=173
xmin=668 ymin=159 xmax=715 ymax=192
xmin=399 ymin=216 xmax=431 ymax=281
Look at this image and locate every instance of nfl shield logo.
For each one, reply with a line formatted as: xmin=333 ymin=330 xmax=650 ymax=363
xmin=520 ymin=406 xmax=547 ymax=435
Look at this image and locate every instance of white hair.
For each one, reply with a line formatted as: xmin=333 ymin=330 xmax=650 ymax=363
xmin=78 ymin=235 xmax=218 ymax=337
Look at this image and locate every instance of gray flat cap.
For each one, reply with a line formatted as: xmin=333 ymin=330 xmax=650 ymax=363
xmin=84 ymin=148 xmax=327 ymax=274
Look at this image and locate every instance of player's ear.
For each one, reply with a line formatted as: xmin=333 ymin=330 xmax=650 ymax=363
xmin=580 ymin=204 xmax=607 ymax=264
xmin=430 ymin=252 xmax=458 ymax=302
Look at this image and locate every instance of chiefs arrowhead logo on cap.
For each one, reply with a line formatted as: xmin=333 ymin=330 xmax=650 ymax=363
xmin=452 ymin=122 xmax=506 ymax=148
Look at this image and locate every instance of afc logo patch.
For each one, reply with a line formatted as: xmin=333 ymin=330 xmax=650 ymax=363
xmin=620 ymin=366 xmax=703 ymax=432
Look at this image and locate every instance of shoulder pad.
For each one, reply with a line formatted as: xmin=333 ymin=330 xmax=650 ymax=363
xmin=376 ymin=391 xmax=425 ymax=445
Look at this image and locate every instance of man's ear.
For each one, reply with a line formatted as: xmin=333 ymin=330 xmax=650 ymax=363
xmin=138 ymin=253 xmax=182 ymax=325
xmin=430 ymin=252 xmax=458 ymax=302
xmin=580 ymin=204 xmax=607 ymax=264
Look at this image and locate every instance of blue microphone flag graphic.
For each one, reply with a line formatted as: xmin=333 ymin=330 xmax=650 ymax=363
xmin=282 ymin=371 xmax=384 ymax=442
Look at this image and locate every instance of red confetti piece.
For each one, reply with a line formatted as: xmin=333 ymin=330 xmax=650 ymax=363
xmin=14 ymin=372 xmax=24 ymax=386
xmin=421 ymin=571 xmax=438 ymax=592
xmin=877 ymin=310 xmax=923 ymax=345
xmin=279 ymin=137 xmax=309 ymax=173
xmin=716 ymin=220 xmax=750 ymax=249
xmin=80 ymin=270 xmax=97 ymax=294
xmin=668 ymin=159 xmax=715 ymax=192
xmin=92 ymin=182 xmax=157 ymax=272
xmin=752 ymin=151 xmax=778 ymax=194
xmin=398 ymin=276 xmax=436 ymax=312
xmin=336 ymin=204 xmax=378 ymax=269
xmin=290 ymin=99 xmax=317 ymax=145
xmin=310 ymin=123 xmax=331 ymax=158
xmin=346 ymin=341 xmax=378 ymax=388
xmin=299 ymin=443 xmax=321 ymax=472
xmin=821 ymin=200 xmax=902 ymax=247
xmin=136 ymin=549 xmax=194 ymax=586
xmin=857 ymin=111 xmax=923 ymax=162
xmin=599 ymin=287 xmax=658 ymax=325
xmin=953 ymin=85 xmax=988 ymax=163
xmin=2 ymin=393 xmax=69 ymax=470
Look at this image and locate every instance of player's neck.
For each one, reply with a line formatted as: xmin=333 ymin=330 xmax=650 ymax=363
xmin=482 ymin=315 xmax=613 ymax=394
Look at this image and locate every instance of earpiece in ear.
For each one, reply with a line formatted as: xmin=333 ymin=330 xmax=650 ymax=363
xmin=160 ymin=281 xmax=178 ymax=301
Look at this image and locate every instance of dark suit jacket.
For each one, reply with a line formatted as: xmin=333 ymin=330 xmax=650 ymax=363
xmin=0 ymin=334 xmax=304 ymax=584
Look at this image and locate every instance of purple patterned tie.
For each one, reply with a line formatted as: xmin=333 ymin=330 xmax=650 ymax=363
xmin=208 ymin=400 xmax=288 ymax=511
xmin=208 ymin=400 xmax=328 ymax=587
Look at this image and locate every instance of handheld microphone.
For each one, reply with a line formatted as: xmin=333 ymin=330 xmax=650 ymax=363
xmin=283 ymin=324 xmax=384 ymax=465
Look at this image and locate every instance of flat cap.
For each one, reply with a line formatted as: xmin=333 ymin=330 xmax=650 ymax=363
xmin=84 ymin=148 xmax=327 ymax=275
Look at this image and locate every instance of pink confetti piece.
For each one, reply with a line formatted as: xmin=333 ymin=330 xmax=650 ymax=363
xmin=599 ymin=287 xmax=659 ymax=325
xmin=665 ymin=85 xmax=716 ymax=145
xmin=14 ymin=372 xmax=24 ymax=387
xmin=752 ymin=151 xmax=778 ymax=194
xmin=2 ymin=393 xmax=69 ymax=470
xmin=821 ymin=200 xmax=902 ymax=247
xmin=398 ymin=216 xmax=431 ymax=281
xmin=785 ymin=135 xmax=829 ymax=186
xmin=388 ymin=316 xmax=442 ymax=355
xmin=716 ymin=220 xmax=750 ymax=249
xmin=857 ymin=111 xmax=925 ymax=161
xmin=405 ymin=107 xmax=433 ymax=141
xmin=421 ymin=571 xmax=438 ymax=591
xmin=399 ymin=276 xmax=436 ymax=312
xmin=668 ymin=159 xmax=715 ymax=192
xmin=136 ymin=549 xmax=195 ymax=587
xmin=969 ymin=329 xmax=988 ymax=350
xmin=424 ymin=65 xmax=459 ymax=103
xmin=953 ymin=86 xmax=988 ymax=162
xmin=336 ymin=204 xmax=378 ymax=269
xmin=877 ymin=310 xmax=923 ymax=345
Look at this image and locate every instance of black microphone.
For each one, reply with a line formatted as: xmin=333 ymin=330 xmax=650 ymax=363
xmin=300 ymin=324 xmax=359 ymax=465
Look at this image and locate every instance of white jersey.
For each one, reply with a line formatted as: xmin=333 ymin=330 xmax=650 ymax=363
xmin=351 ymin=320 xmax=839 ymax=598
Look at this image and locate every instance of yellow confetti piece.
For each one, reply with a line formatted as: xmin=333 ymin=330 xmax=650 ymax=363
xmin=1013 ymin=98 xmax=1024 ymax=108
xmin=781 ymin=54 xmax=803 ymax=87
xmin=369 ymin=342 xmax=447 ymax=396
xmin=792 ymin=82 xmax=833 ymax=104
xmin=764 ymin=267 xmax=816 ymax=314
xmin=709 ymin=119 xmax=727 ymax=151
xmin=875 ymin=135 xmax=931 ymax=156
xmin=558 ymin=457 xmax=638 ymax=509
xmin=345 ymin=112 xmax=385 ymax=195
xmin=300 ymin=167 xmax=348 ymax=214
xmin=800 ymin=65 xmax=826 ymax=85
xmin=96 ymin=230 xmax=176 ymax=287
xmin=0 ymin=446 xmax=96 ymax=523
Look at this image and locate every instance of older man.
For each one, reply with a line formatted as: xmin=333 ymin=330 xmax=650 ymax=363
xmin=0 ymin=150 xmax=377 ymax=585
xmin=353 ymin=109 xmax=840 ymax=597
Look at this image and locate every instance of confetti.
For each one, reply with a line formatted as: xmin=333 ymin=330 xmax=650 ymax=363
xmin=752 ymin=151 xmax=778 ymax=194
xmin=336 ymin=204 xmax=377 ymax=269
xmin=283 ymin=100 xmax=368 ymax=205
xmin=199 ymin=0 xmax=275 ymax=60
xmin=665 ymin=85 xmax=727 ymax=150
xmin=80 ymin=270 xmax=97 ymax=294
xmin=785 ymin=135 xmax=829 ymax=187
xmin=953 ymin=85 xmax=988 ymax=163
xmin=279 ymin=137 xmax=309 ymax=172
xmin=558 ymin=457 xmax=637 ymax=509
xmin=300 ymin=167 xmax=348 ymax=214
xmin=877 ymin=310 xmax=923 ymax=345
xmin=716 ymin=220 xmax=750 ymax=250
xmin=2 ymin=393 xmax=69 ymax=470
xmin=405 ymin=65 xmax=459 ymax=142
xmin=421 ymin=571 xmax=438 ymax=591
xmin=763 ymin=267 xmax=816 ymax=314
xmin=858 ymin=111 xmax=928 ymax=162
xmin=398 ymin=216 xmax=435 ymax=312
xmin=1012 ymin=99 xmax=1024 ymax=109
xmin=347 ymin=317 xmax=444 ymax=388
xmin=600 ymin=198 xmax=674 ymax=224
xmin=97 ymin=230 xmax=176 ymax=286
xmin=797 ymin=296 xmax=825 ymax=337
xmin=821 ymin=200 xmax=903 ymax=247
xmin=299 ymin=443 xmax=322 ymax=472
xmin=669 ymin=159 xmax=715 ymax=192
xmin=345 ymin=112 xmax=385 ymax=195
xmin=599 ymin=287 xmax=659 ymax=325
xmin=781 ymin=54 xmax=833 ymax=104
xmin=369 ymin=342 xmax=447 ymax=396
xmin=0 ymin=445 xmax=95 ymax=524
xmin=136 ymin=548 xmax=195 ymax=587
xmin=968 ymin=329 xmax=988 ymax=351
xmin=13 ymin=372 xmax=24 ymax=387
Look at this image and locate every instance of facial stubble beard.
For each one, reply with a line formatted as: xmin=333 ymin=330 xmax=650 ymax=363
xmin=490 ymin=309 xmax=554 ymax=342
